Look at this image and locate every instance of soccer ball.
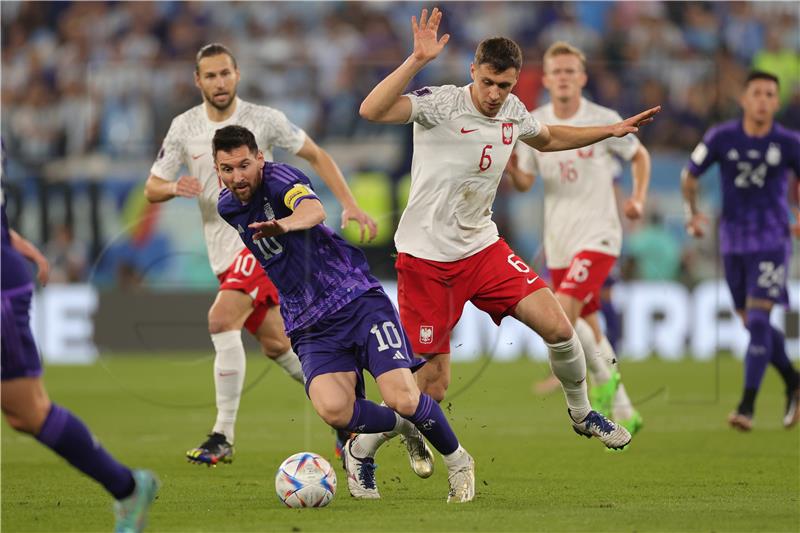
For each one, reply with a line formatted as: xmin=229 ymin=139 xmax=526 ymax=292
xmin=275 ymin=452 xmax=337 ymax=508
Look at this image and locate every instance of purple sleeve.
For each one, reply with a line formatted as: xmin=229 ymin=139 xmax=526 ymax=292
xmin=265 ymin=164 xmax=319 ymax=211
xmin=685 ymin=126 xmax=720 ymax=178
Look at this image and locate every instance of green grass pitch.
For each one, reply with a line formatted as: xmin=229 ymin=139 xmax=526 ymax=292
xmin=2 ymin=354 xmax=799 ymax=532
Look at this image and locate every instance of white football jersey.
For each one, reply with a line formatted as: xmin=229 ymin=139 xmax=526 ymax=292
xmin=515 ymin=98 xmax=639 ymax=269
xmin=150 ymin=98 xmax=306 ymax=275
xmin=396 ymin=85 xmax=541 ymax=261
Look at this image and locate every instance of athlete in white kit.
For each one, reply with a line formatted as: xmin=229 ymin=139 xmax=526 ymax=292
xmin=350 ymin=8 xmax=660 ymax=489
xmin=144 ymin=43 xmax=378 ymax=465
xmin=506 ymin=42 xmax=648 ymax=434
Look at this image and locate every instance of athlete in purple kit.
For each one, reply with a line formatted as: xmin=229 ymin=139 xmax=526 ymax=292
xmin=682 ymin=70 xmax=800 ymax=431
xmin=213 ymin=125 xmax=475 ymax=502
xmin=0 ymin=192 xmax=158 ymax=531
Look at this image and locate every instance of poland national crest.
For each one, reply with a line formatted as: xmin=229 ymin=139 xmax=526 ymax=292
xmin=420 ymin=325 xmax=433 ymax=345
xmin=502 ymin=122 xmax=513 ymax=145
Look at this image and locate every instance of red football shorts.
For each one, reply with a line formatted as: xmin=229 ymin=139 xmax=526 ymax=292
xmin=396 ymin=238 xmax=548 ymax=355
xmin=217 ymin=248 xmax=280 ymax=334
xmin=549 ymin=250 xmax=616 ymax=318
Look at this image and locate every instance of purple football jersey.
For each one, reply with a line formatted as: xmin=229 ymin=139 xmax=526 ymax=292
xmin=217 ymin=162 xmax=381 ymax=333
xmin=686 ymin=119 xmax=800 ymax=254
xmin=1 ymin=200 xmax=33 ymax=290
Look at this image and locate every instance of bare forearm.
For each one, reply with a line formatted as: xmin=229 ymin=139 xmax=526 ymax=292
xmin=630 ymin=147 xmax=651 ymax=202
xmin=541 ymin=125 xmax=613 ymax=152
xmin=308 ymin=150 xmax=358 ymax=210
xmin=359 ymin=55 xmax=426 ymax=122
xmin=144 ymin=175 xmax=176 ymax=203
xmin=9 ymin=230 xmax=46 ymax=266
xmin=681 ymin=169 xmax=700 ymax=215
xmin=507 ymin=168 xmax=535 ymax=192
xmin=283 ymin=201 xmax=326 ymax=232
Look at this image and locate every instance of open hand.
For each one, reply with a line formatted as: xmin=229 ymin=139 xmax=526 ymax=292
xmin=249 ymin=219 xmax=290 ymax=240
xmin=341 ymin=205 xmax=378 ymax=243
xmin=610 ymin=106 xmax=661 ymax=137
xmin=411 ymin=7 xmax=450 ymax=63
xmin=685 ymin=212 xmax=709 ymax=238
xmin=172 ymin=175 xmax=202 ymax=198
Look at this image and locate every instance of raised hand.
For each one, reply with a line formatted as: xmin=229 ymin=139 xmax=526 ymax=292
xmin=610 ymin=106 xmax=661 ymax=138
xmin=685 ymin=212 xmax=709 ymax=238
xmin=249 ymin=219 xmax=289 ymax=240
xmin=411 ymin=7 xmax=450 ymax=63
xmin=172 ymin=175 xmax=203 ymax=198
xmin=341 ymin=205 xmax=378 ymax=243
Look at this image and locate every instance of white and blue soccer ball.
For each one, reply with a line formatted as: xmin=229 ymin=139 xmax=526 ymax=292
xmin=275 ymin=452 xmax=337 ymax=508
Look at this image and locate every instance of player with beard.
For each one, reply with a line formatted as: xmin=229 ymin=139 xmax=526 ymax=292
xmin=144 ymin=44 xmax=407 ymax=467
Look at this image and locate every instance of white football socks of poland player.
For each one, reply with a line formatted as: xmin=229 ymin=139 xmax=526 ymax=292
xmin=599 ymin=336 xmax=635 ymax=420
xmin=211 ymin=330 xmax=247 ymax=443
xmin=273 ymin=349 xmax=304 ymax=384
xmin=351 ymin=410 xmax=414 ymax=458
xmin=574 ymin=318 xmax=612 ymax=385
xmin=547 ymin=331 xmax=591 ymax=421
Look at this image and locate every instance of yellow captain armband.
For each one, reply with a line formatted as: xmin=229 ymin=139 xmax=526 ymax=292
xmin=283 ymin=183 xmax=315 ymax=211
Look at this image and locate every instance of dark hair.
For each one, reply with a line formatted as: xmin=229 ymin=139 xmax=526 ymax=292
xmin=196 ymin=43 xmax=237 ymax=73
xmin=474 ymin=37 xmax=522 ymax=73
xmin=212 ymin=125 xmax=258 ymax=159
xmin=745 ymin=70 xmax=779 ymax=88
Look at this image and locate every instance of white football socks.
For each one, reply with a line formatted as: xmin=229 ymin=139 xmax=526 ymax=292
xmin=211 ymin=330 xmax=247 ymax=443
xmin=351 ymin=411 xmax=413 ymax=458
xmin=273 ymin=349 xmax=304 ymax=384
xmin=547 ymin=331 xmax=591 ymax=421
xmin=575 ymin=318 xmax=612 ymax=385
xmin=442 ymin=445 xmax=469 ymax=470
xmin=599 ymin=336 xmax=635 ymax=420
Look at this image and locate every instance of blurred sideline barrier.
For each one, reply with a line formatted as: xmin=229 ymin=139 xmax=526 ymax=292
xmin=31 ymin=280 xmax=798 ymax=365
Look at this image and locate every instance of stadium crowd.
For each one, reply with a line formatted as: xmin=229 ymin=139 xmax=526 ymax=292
xmin=1 ymin=1 xmax=798 ymax=285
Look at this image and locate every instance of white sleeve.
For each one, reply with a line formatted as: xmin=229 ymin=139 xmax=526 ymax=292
xmin=264 ymin=108 xmax=307 ymax=155
xmin=514 ymin=141 xmax=539 ymax=175
xmin=507 ymin=97 xmax=542 ymax=139
xmin=405 ymin=85 xmax=460 ymax=128
xmin=150 ymin=118 xmax=186 ymax=181
xmin=604 ymin=111 xmax=640 ymax=161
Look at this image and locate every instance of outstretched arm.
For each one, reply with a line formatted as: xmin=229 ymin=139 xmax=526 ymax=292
xmin=295 ymin=137 xmax=377 ymax=242
xmin=9 ymin=229 xmax=50 ymax=286
xmin=522 ymin=106 xmax=661 ymax=152
xmin=249 ymin=198 xmax=326 ymax=240
xmin=359 ymin=7 xmax=450 ymax=124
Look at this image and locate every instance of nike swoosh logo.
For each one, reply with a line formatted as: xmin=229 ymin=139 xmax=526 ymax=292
xmin=460 ymin=127 xmax=478 ymax=134
xmin=526 ymin=276 xmax=540 ymax=285
xmin=192 ymin=153 xmax=205 ymax=160
xmin=218 ymin=371 xmax=238 ymax=377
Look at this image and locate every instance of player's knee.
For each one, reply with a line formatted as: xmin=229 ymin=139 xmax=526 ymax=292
xmin=745 ymin=307 xmax=770 ymax=331
xmin=423 ymin=380 xmax=448 ymax=403
xmin=385 ymin=390 xmax=420 ymax=417
xmin=208 ymin=315 xmax=237 ymax=335
xmin=260 ymin=338 xmax=291 ymax=359
xmin=314 ymin=399 xmax=352 ymax=429
xmin=4 ymin=410 xmax=44 ymax=435
xmin=541 ymin=316 xmax=574 ymax=345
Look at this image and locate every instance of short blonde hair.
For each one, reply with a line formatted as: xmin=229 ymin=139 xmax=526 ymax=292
xmin=543 ymin=41 xmax=586 ymax=70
